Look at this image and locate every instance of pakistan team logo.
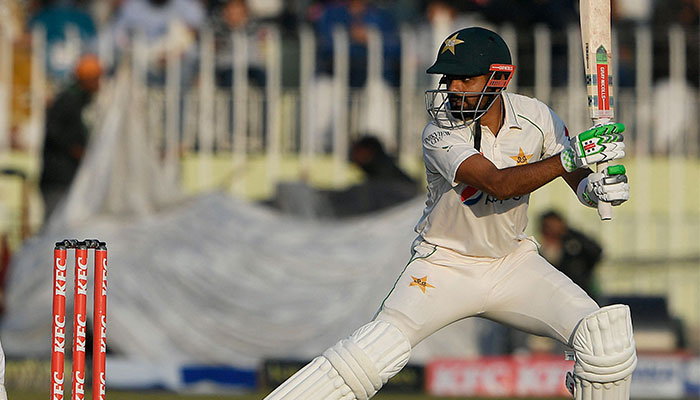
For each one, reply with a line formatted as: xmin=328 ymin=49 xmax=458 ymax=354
xmin=510 ymin=147 xmax=534 ymax=165
xmin=409 ymin=276 xmax=435 ymax=293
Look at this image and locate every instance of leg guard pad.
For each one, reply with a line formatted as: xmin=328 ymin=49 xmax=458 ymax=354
xmin=569 ymin=304 xmax=637 ymax=400
xmin=323 ymin=320 xmax=411 ymax=400
xmin=573 ymin=373 xmax=632 ymax=400
xmin=264 ymin=320 xmax=411 ymax=400
xmin=264 ymin=356 xmax=355 ymax=400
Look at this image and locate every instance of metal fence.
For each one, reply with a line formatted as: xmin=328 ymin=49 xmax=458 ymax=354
xmin=2 ymin=22 xmax=699 ymax=159
xmin=0 ymin=23 xmax=699 ymax=232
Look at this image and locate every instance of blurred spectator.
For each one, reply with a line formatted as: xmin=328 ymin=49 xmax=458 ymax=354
xmin=218 ymin=0 xmax=250 ymax=31
xmin=246 ymin=0 xmax=285 ymax=20
xmin=305 ymin=0 xmax=331 ymax=24
xmin=266 ymin=135 xmax=419 ymax=218
xmin=1 ymin=0 xmax=33 ymax=150
xmin=211 ymin=0 xmax=266 ymax=87
xmin=612 ymin=0 xmax=653 ymax=88
xmin=89 ymin=0 xmax=122 ymax=28
xmin=27 ymin=0 xmax=97 ymax=84
xmin=39 ymin=54 xmax=102 ymax=221
xmin=538 ymin=210 xmax=603 ymax=299
xmin=478 ymin=0 xmax=575 ymax=86
xmin=652 ymin=0 xmax=699 ymax=28
xmin=424 ymin=0 xmax=459 ymax=25
xmin=650 ymin=0 xmax=700 ymax=88
xmin=315 ymin=0 xmax=400 ymax=87
xmin=348 ymin=135 xmax=414 ymax=185
xmin=612 ymin=0 xmax=653 ymax=24
xmin=111 ymin=0 xmax=206 ymax=85
xmin=652 ymin=79 xmax=699 ymax=154
xmin=417 ymin=0 xmax=482 ymax=89
xmin=481 ymin=0 xmax=576 ymax=30
xmin=309 ymin=1 xmax=401 ymax=152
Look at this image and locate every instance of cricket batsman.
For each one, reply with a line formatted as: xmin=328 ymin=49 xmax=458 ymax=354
xmin=265 ymin=27 xmax=636 ymax=400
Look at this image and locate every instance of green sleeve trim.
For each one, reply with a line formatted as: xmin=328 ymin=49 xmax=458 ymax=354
xmin=516 ymin=114 xmax=545 ymax=143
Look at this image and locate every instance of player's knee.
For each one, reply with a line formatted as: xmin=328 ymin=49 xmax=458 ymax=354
xmin=571 ymin=304 xmax=637 ymax=381
xmin=374 ymin=306 xmax=429 ymax=347
xmin=323 ymin=320 xmax=411 ymax=400
xmin=569 ymin=305 xmax=637 ymax=400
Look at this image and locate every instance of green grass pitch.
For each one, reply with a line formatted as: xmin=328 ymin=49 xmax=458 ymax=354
xmin=8 ymin=390 xmax=569 ymax=400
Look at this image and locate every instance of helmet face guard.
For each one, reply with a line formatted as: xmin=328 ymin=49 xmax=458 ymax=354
xmin=426 ymin=64 xmax=515 ymax=129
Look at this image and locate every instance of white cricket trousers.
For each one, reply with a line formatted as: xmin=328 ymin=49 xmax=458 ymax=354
xmin=375 ymin=238 xmax=599 ymax=347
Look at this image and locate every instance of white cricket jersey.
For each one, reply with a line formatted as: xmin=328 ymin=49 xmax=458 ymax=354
xmin=415 ymin=91 xmax=570 ymax=258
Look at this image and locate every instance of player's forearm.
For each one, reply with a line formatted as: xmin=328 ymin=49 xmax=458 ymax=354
xmin=563 ymin=168 xmax=592 ymax=193
xmin=487 ymin=155 xmax=566 ymax=199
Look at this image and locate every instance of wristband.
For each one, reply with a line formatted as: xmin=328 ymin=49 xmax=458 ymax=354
xmin=577 ymin=177 xmax=597 ymax=208
xmin=560 ymin=148 xmax=577 ymax=173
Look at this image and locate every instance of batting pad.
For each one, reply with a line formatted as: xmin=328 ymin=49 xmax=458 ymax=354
xmin=264 ymin=320 xmax=410 ymax=400
xmin=323 ymin=320 xmax=411 ymax=400
xmin=573 ymin=374 xmax=632 ymax=400
xmin=263 ymin=356 xmax=355 ymax=400
xmin=569 ymin=304 xmax=637 ymax=400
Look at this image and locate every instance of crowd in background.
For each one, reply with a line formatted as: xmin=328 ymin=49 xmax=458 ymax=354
xmin=4 ymin=0 xmax=700 ymax=89
xmin=0 ymin=0 xmax=695 ymax=154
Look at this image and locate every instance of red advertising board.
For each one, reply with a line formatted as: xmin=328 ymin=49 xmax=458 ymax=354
xmin=426 ymin=355 xmax=574 ymax=397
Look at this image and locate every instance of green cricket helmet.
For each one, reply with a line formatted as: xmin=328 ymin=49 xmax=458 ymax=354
xmin=425 ymin=27 xmax=516 ymax=129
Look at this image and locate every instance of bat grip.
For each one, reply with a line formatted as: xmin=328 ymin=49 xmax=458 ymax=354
xmin=597 ymin=161 xmax=612 ymax=220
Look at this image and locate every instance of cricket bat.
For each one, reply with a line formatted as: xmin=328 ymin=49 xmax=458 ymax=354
xmin=580 ymin=0 xmax=614 ymax=220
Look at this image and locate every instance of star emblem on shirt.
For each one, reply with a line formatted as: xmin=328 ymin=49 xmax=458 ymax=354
xmin=510 ymin=147 xmax=534 ymax=165
xmin=441 ymin=33 xmax=464 ymax=55
xmin=409 ymin=276 xmax=435 ymax=293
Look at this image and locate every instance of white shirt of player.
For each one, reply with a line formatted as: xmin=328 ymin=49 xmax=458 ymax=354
xmin=415 ymin=91 xmax=570 ymax=258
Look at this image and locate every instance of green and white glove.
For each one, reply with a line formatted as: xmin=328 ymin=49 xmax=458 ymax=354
xmin=577 ymin=165 xmax=630 ymax=207
xmin=560 ymin=123 xmax=626 ymax=173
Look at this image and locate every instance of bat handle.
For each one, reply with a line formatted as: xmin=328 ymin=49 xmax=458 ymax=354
xmin=597 ymin=161 xmax=612 ymax=220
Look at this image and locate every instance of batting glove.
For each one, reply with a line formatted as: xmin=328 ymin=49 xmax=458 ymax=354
xmin=560 ymin=123 xmax=626 ymax=173
xmin=577 ymin=165 xmax=630 ymax=207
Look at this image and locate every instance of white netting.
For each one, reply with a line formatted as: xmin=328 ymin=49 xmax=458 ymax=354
xmin=0 ymin=63 xmax=480 ymax=368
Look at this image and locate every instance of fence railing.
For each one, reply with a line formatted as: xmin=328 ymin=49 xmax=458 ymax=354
xmin=0 ymin=22 xmax=698 ymax=232
xmin=2 ymin=22 xmax=699 ymax=156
